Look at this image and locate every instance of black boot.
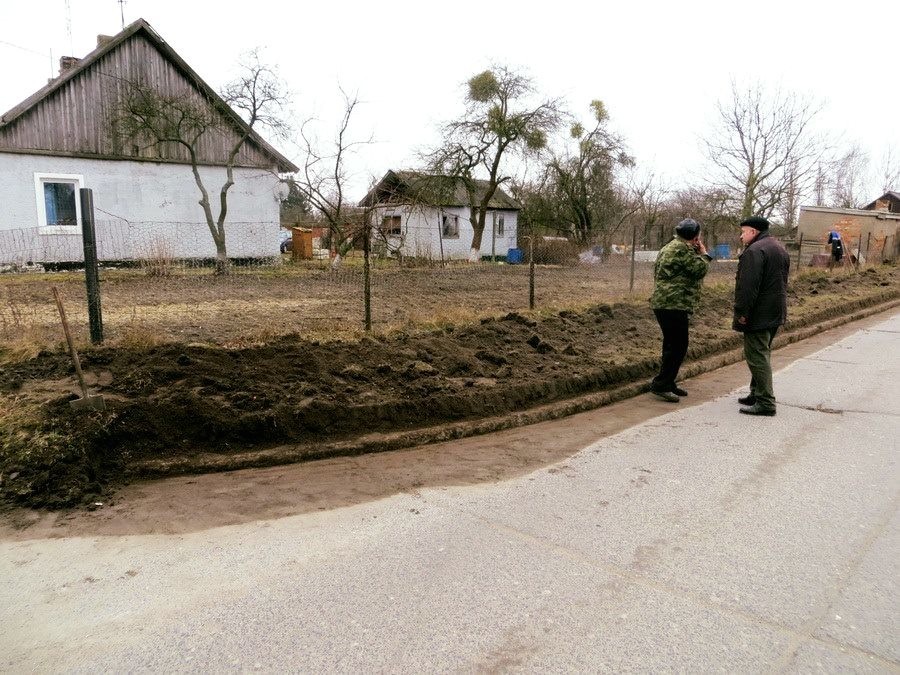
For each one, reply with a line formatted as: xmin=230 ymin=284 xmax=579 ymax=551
xmin=739 ymin=403 xmax=776 ymax=416
xmin=738 ymin=394 xmax=756 ymax=405
xmin=651 ymin=389 xmax=679 ymax=402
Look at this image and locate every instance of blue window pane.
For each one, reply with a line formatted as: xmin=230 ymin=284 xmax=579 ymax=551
xmin=43 ymin=182 xmax=77 ymax=226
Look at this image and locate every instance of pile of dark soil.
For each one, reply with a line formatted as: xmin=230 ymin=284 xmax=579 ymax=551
xmin=1 ymin=266 xmax=897 ymax=508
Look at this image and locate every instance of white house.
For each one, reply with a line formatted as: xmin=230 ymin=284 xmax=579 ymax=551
xmin=360 ymin=170 xmax=521 ymax=261
xmin=0 ymin=19 xmax=297 ymax=267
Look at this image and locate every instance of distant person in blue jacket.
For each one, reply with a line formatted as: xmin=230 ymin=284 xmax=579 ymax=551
xmin=827 ymin=230 xmax=844 ymax=269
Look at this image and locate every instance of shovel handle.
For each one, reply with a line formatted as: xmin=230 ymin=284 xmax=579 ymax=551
xmin=52 ymin=286 xmax=89 ymax=398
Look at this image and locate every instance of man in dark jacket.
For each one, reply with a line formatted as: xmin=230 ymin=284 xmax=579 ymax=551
xmin=733 ymin=215 xmax=791 ymax=416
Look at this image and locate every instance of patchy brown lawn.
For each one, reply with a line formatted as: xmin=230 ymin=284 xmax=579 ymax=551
xmin=0 ymin=257 xmax=736 ymax=351
xmin=0 ymin=264 xmax=897 ymax=509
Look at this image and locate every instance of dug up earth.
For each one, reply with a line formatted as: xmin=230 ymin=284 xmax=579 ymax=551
xmin=0 ymin=267 xmax=897 ymax=509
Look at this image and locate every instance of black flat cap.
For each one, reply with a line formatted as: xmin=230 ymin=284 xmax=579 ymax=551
xmin=740 ymin=215 xmax=769 ymax=231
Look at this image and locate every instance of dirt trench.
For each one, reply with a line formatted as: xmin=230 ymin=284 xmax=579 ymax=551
xmin=0 ymin=266 xmax=897 ymax=509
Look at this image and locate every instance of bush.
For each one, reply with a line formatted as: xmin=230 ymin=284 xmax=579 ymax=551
xmin=531 ymin=237 xmax=580 ymax=265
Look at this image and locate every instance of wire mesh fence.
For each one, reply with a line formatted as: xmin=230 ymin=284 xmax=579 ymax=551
xmin=1 ymin=219 xmax=894 ymax=351
xmin=793 ymin=232 xmax=899 ymax=267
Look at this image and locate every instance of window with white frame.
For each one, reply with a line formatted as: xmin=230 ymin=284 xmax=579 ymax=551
xmin=442 ymin=214 xmax=459 ymax=238
xmin=34 ymin=173 xmax=83 ymax=231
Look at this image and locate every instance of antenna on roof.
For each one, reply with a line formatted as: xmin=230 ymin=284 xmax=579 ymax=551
xmin=65 ymin=0 xmax=73 ymax=55
xmin=118 ymin=0 xmax=126 ymax=30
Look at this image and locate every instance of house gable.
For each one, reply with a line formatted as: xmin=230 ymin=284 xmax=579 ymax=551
xmin=0 ymin=19 xmax=296 ymax=172
xmin=862 ymin=191 xmax=900 ymax=213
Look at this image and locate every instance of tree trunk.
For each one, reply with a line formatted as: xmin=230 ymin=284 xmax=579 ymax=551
xmin=469 ymin=206 xmax=483 ymax=262
xmin=214 ymin=243 xmax=230 ymax=275
xmin=190 ymin=158 xmax=230 ymax=275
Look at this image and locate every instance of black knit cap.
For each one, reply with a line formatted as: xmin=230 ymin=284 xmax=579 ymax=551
xmin=740 ymin=215 xmax=770 ymax=231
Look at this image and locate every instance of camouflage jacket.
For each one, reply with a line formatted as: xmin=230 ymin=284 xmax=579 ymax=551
xmin=649 ymin=237 xmax=711 ymax=312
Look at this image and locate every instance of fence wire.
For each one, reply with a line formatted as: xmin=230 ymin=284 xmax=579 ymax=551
xmin=1 ymin=220 xmax=895 ymax=350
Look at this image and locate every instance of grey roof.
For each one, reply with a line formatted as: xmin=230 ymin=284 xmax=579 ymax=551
xmin=360 ymin=170 xmax=522 ymax=210
xmin=0 ymin=19 xmax=297 ymax=173
xmin=862 ymin=191 xmax=900 ymax=210
xmin=800 ymin=204 xmax=900 ymax=219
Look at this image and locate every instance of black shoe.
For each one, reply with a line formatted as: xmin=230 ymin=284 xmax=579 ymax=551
xmin=739 ymin=404 xmax=776 ymax=416
xmin=671 ymin=385 xmax=688 ymax=397
xmin=651 ymin=389 xmax=680 ymax=403
xmin=738 ymin=394 xmax=756 ymax=405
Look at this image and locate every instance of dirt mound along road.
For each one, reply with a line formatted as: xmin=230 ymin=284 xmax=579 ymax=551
xmin=0 ymin=266 xmax=897 ymax=509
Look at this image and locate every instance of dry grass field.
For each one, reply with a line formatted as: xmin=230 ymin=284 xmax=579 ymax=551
xmin=0 ymin=257 xmax=740 ymax=356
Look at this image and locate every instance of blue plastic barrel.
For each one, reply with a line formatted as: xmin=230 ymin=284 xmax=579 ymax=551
xmin=507 ymin=248 xmax=524 ymax=264
xmin=713 ymin=244 xmax=731 ymax=259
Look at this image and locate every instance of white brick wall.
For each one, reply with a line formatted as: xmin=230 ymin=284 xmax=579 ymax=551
xmin=374 ymin=204 xmax=519 ymax=261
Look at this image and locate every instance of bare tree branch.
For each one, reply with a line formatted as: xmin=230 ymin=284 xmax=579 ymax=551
xmin=703 ymin=82 xmax=828 ymax=223
xmin=115 ymin=50 xmax=290 ymax=273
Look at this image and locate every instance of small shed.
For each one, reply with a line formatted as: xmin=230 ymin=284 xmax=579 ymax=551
xmin=797 ymin=205 xmax=900 ymax=262
xmin=359 ymin=170 xmax=520 ymax=262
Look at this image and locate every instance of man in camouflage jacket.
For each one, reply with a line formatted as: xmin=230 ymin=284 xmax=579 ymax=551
xmin=648 ymin=218 xmax=712 ymax=402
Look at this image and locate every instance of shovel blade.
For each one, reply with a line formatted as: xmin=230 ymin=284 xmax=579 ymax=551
xmin=70 ymin=395 xmax=106 ymax=412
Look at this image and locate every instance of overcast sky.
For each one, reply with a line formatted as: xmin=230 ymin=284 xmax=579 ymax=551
xmin=1 ymin=0 xmax=896 ymax=202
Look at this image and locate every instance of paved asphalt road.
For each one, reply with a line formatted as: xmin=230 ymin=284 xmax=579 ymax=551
xmin=2 ymin=313 xmax=898 ymax=673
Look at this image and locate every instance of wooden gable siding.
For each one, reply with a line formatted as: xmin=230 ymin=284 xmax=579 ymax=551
xmin=0 ymin=34 xmax=277 ymax=170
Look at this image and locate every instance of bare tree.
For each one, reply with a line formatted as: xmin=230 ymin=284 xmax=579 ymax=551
xmin=780 ymin=156 xmax=802 ymax=228
xmin=703 ymin=82 xmax=826 ymax=221
xmin=812 ymin=162 xmax=828 ymax=206
xmin=426 ymin=67 xmax=562 ymax=261
xmin=630 ymin=172 xmax=668 ymax=250
xmin=829 ymin=144 xmax=870 ymax=208
xmin=545 ymin=100 xmax=634 ymax=246
xmin=116 ymin=50 xmax=289 ymax=273
xmin=665 ymin=186 xmax=734 ymax=249
xmin=294 ymin=90 xmax=372 ymax=269
xmin=874 ymin=146 xmax=900 ymax=194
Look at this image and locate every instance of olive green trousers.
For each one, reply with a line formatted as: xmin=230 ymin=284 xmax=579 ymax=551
xmin=743 ymin=328 xmax=779 ymax=410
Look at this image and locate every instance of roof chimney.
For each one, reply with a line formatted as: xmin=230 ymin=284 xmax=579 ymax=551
xmin=97 ymin=34 xmax=114 ymax=47
xmin=58 ymin=56 xmax=81 ymax=75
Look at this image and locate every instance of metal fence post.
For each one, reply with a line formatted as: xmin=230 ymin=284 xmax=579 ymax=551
xmin=865 ymin=232 xmax=872 ymax=266
xmin=629 ymin=225 xmax=637 ymax=293
xmin=796 ymin=233 xmax=803 ymax=268
xmin=363 ymin=219 xmax=372 ymax=332
xmin=528 ymin=234 xmax=535 ymax=310
xmin=79 ymin=188 xmax=103 ymax=344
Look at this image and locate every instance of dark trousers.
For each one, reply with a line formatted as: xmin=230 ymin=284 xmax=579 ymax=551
xmin=651 ymin=309 xmax=689 ymax=392
xmin=744 ymin=328 xmax=778 ymax=410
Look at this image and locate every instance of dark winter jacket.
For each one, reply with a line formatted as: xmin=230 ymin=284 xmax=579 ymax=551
xmin=650 ymin=237 xmax=711 ymax=312
xmin=733 ymin=231 xmax=790 ymax=332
